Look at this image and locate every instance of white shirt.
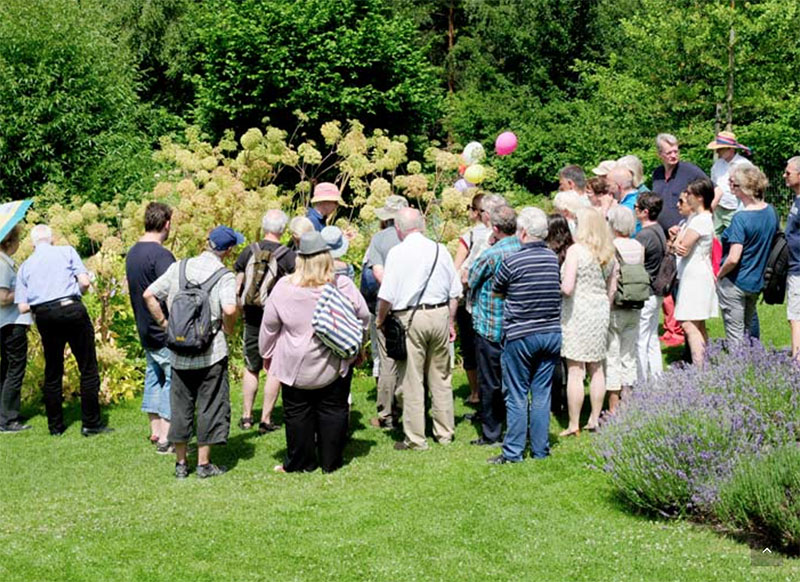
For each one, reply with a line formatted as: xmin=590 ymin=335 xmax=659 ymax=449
xmin=711 ymin=153 xmax=748 ymax=210
xmin=378 ymin=232 xmax=463 ymax=310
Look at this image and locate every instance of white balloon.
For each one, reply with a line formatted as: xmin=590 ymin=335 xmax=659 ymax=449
xmin=462 ymin=141 xmax=485 ymax=164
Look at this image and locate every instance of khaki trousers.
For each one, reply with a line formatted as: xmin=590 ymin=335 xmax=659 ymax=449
xmin=370 ymin=314 xmax=398 ymax=422
xmin=394 ymin=306 xmax=454 ymax=449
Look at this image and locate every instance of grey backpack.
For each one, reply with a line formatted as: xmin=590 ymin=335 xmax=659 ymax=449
xmin=166 ymin=260 xmax=229 ymax=355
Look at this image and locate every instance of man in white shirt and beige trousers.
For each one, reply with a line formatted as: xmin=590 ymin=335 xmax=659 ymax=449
xmin=376 ymin=208 xmax=463 ymax=450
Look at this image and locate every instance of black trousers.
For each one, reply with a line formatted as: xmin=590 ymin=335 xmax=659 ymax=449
xmin=34 ymin=301 xmax=101 ymax=432
xmin=456 ymin=304 xmax=477 ymax=371
xmin=282 ymin=373 xmax=351 ymax=473
xmin=169 ymin=357 xmax=230 ymax=445
xmin=0 ymin=324 xmax=28 ymax=426
xmin=475 ymin=334 xmax=505 ymax=442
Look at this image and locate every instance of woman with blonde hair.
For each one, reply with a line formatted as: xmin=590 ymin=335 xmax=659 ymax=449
xmin=717 ymin=165 xmax=778 ymax=344
xmin=559 ymin=207 xmax=615 ymax=435
xmin=260 ymin=232 xmax=369 ymax=473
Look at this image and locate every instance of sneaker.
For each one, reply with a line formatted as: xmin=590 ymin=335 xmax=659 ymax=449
xmin=196 ymin=463 xmax=227 ymax=479
xmin=175 ymin=462 xmax=190 ymax=479
xmin=0 ymin=421 xmax=31 ymax=433
xmin=156 ymin=441 xmax=175 ymax=455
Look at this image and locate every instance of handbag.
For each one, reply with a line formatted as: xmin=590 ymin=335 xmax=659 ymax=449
xmin=382 ymin=243 xmax=440 ymax=361
xmin=312 ymin=277 xmax=364 ymax=359
xmin=653 ymin=252 xmax=677 ymax=297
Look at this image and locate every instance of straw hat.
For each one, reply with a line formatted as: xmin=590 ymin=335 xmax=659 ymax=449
xmin=706 ymin=131 xmax=751 ymax=155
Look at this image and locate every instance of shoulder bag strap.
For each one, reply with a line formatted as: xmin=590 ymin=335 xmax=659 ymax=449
xmin=199 ymin=267 xmax=230 ymax=293
xmin=408 ymin=242 xmax=441 ymax=329
xmin=178 ymin=259 xmax=189 ymax=289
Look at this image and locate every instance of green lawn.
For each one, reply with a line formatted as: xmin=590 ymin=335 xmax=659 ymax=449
xmin=0 ymin=303 xmax=797 ymax=581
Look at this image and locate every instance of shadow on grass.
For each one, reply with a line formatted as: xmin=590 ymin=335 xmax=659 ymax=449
xmin=215 ymin=430 xmax=259 ymax=470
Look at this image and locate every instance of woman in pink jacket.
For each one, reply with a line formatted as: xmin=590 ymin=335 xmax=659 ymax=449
xmin=260 ymin=232 xmax=369 ymax=473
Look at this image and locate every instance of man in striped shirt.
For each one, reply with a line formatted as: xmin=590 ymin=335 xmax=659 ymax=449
xmin=489 ymin=207 xmax=562 ymax=464
xmin=467 ymin=204 xmax=520 ymax=446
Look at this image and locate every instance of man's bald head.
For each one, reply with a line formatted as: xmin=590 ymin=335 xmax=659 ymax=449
xmin=607 ymin=166 xmax=635 ymax=198
xmin=395 ymin=207 xmax=425 ymax=237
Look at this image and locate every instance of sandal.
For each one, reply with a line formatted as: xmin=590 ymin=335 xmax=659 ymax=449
xmin=238 ymin=416 xmax=254 ymax=430
xmin=258 ymin=421 xmax=280 ymax=435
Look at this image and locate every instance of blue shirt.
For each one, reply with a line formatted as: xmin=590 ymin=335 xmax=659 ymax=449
xmin=306 ymin=207 xmax=326 ymax=231
xmin=785 ymin=196 xmax=800 ymax=275
xmin=720 ymin=205 xmax=778 ymax=293
xmin=16 ymin=243 xmax=87 ymax=305
xmin=619 ymin=191 xmax=641 ymax=235
xmin=467 ymin=235 xmax=522 ymax=342
xmin=493 ymin=241 xmax=562 ymax=342
xmin=652 ymin=161 xmax=708 ymax=232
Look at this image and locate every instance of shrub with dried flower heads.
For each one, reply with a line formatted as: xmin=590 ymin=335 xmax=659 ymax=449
xmin=19 ymin=119 xmax=500 ymax=406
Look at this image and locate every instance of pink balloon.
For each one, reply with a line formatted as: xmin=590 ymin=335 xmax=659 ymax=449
xmin=495 ymin=131 xmax=518 ymax=156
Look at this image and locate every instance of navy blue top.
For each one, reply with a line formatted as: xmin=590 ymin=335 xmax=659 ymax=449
xmin=306 ymin=207 xmax=326 ymax=231
xmin=493 ymin=241 xmax=562 ymax=342
xmin=720 ymin=205 xmax=779 ymax=293
xmin=652 ymin=161 xmax=708 ymax=232
xmin=786 ymin=197 xmax=800 ymax=275
xmin=126 ymin=241 xmax=176 ymax=349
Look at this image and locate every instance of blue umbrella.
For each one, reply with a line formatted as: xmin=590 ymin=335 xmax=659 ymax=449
xmin=0 ymin=199 xmax=33 ymax=243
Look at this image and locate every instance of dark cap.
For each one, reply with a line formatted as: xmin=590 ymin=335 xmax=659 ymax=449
xmin=208 ymin=225 xmax=245 ymax=251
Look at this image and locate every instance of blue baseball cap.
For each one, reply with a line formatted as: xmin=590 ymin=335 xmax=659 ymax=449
xmin=208 ymin=225 xmax=245 ymax=251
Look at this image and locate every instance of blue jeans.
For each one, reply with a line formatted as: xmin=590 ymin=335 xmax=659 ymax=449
xmin=501 ymin=332 xmax=561 ymax=461
xmin=141 ymin=347 xmax=171 ymax=420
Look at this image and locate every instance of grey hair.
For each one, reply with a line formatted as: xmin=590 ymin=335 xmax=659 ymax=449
xmin=490 ymin=204 xmax=517 ymax=235
xmin=558 ymin=165 xmax=586 ymax=189
xmin=288 ymin=216 xmax=314 ymax=238
xmin=395 ymin=208 xmax=425 ymax=234
xmin=788 ymin=156 xmax=800 ymax=171
xmin=607 ymin=205 xmax=636 ymax=237
xmin=656 ymin=133 xmax=678 ymax=152
xmin=553 ymin=190 xmax=583 ymax=216
xmin=30 ymin=224 xmax=53 ymax=245
xmin=481 ymin=194 xmax=507 ymax=216
xmin=608 ymin=167 xmax=635 ymax=192
xmin=261 ymin=209 xmax=288 ymax=235
xmin=616 ymin=155 xmax=645 ymax=187
xmin=517 ymin=207 xmax=548 ymax=240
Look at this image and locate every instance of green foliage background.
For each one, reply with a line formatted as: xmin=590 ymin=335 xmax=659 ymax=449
xmin=2 ymin=0 xmax=799 ymax=204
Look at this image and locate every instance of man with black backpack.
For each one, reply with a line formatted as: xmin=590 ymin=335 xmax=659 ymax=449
xmin=233 ymin=209 xmax=295 ymax=433
xmin=143 ymin=225 xmax=241 ymax=479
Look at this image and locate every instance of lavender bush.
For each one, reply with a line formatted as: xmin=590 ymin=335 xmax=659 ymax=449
xmin=593 ymin=341 xmax=800 ymax=517
xmin=716 ymin=445 xmax=800 ymax=555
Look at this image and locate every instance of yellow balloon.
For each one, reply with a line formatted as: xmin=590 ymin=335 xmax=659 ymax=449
xmin=464 ymin=164 xmax=486 ymax=184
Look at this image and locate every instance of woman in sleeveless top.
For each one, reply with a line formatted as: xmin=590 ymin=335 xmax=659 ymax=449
xmin=560 ymin=208 xmax=615 ymax=435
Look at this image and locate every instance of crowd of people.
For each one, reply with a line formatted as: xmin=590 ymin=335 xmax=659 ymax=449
xmin=0 ymin=134 xmax=798 ymax=476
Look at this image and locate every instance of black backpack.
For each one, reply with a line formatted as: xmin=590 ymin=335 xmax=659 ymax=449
xmin=166 ymin=260 xmax=230 ymax=355
xmin=762 ymin=230 xmax=789 ymax=305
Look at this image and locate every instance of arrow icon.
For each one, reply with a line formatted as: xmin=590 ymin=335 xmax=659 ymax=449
xmin=762 ymin=548 xmax=772 ymax=554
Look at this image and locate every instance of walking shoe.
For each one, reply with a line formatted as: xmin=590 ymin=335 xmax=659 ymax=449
xmin=196 ymin=463 xmax=227 ymax=479
xmin=0 ymin=421 xmax=31 ymax=433
xmin=81 ymin=425 xmax=115 ymax=437
xmin=258 ymin=421 xmax=280 ymax=435
xmin=470 ymin=437 xmax=500 ymax=446
xmin=175 ymin=462 xmax=190 ymax=479
xmin=369 ymin=417 xmax=393 ymax=430
xmin=156 ymin=441 xmax=175 ymax=455
xmin=486 ymin=454 xmax=515 ymax=465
